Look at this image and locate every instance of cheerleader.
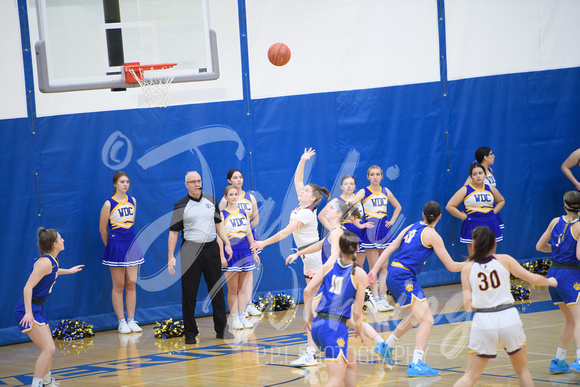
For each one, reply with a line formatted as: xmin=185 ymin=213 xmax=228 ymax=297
xmin=454 ymin=226 xmax=557 ymax=386
xmin=304 ymin=231 xmax=367 ymax=387
xmin=536 ymin=191 xmax=580 ymax=373
xmin=219 ymin=169 xmax=262 ymax=317
xmin=464 ymin=147 xmax=504 ymax=229
xmin=352 ymin=165 xmax=401 ymax=312
xmin=220 ymin=185 xmax=259 ymax=330
xmin=14 ymin=228 xmax=83 ymax=387
xmin=99 ymin=171 xmax=144 ymax=334
xmin=561 ymin=148 xmax=580 ymax=191
xmin=369 ymin=201 xmax=464 ymax=376
xmin=251 ymin=148 xmax=329 ymax=366
xmin=446 ymin=163 xmax=505 ymax=256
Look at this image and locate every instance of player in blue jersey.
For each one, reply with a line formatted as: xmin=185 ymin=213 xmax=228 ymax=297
xmin=464 ymin=147 xmax=504 ymax=229
xmin=251 ymin=148 xmax=329 ymax=366
xmin=219 ymin=169 xmax=263 ymax=317
xmin=220 ymin=185 xmax=259 ymax=330
xmin=304 ymin=231 xmax=368 ymax=387
xmin=99 ymin=171 xmax=144 ymax=334
xmin=289 ymin=199 xmax=395 ymax=365
xmin=318 ymin=175 xmax=373 ymax=258
xmin=536 ymin=191 xmax=580 ymax=373
xmin=369 ymin=201 xmax=464 ymax=376
xmin=562 ymin=148 xmax=580 ymax=191
xmin=446 ymin=163 xmax=505 ymax=256
xmin=353 ymin=165 xmax=402 ymax=312
xmin=14 ymin=228 xmax=83 ymax=387
xmin=455 ymin=227 xmax=557 ymax=386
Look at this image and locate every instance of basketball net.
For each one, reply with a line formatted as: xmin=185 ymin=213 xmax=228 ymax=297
xmin=128 ymin=66 xmax=175 ymax=108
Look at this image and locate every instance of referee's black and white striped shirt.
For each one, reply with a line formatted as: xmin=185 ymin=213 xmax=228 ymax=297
xmin=170 ymin=193 xmax=222 ymax=243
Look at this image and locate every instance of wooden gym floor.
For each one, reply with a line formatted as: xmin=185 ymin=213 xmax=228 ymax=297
xmin=0 ymin=283 xmax=577 ymax=386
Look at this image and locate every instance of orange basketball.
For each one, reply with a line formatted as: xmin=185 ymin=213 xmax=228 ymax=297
xmin=268 ymin=43 xmax=291 ymax=66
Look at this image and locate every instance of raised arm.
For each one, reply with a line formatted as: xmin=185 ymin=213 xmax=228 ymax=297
xmin=426 ymin=228 xmax=465 ymax=272
xmin=561 ymin=148 xmax=580 ymax=191
xmin=490 ymin=186 xmax=505 ymax=214
xmin=446 ymin=186 xmax=468 ymax=220
xmin=536 ymin=217 xmax=558 ymax=253
xmin=294 ymin=148 xmax=316 ymax=196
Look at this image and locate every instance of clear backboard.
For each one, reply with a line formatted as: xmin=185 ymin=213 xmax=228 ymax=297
xmin=34 ymin=0 xmax=219 ymax=93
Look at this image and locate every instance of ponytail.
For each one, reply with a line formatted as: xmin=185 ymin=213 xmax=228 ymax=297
xmin=468 ymin=227 xmax=495 ymax=262
xmin=339 ymin=231 xmax=359 ymax=277
xmin=38 ymin=227 xmax=58 ymax=254
xmin=423 ymin=201 xmax=441 ymax=225
xmin=308 ymin=184 xmax=330 ymax=206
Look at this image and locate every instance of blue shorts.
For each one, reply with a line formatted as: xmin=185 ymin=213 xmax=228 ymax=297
xmin=311 ymin=317 xmax=349 ymax=361
xmin=222 ymin=246 xmax=256 ymax=273
xmin=361 ymin=218 xmax=393 ymax=250
xmin=548 ymin=267 xmax=580 ymax=305
xmin=14 ymin=300 xmax=48 ymax=333
xmin=103 ymin=237 xmax=144 ymax=267
xmin=460 ymin=212 xmax=502 ymax=244
xmin=386 ymin=266 xmax=426 ymax=308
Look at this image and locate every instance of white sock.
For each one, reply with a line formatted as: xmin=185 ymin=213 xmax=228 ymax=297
xmin=386 ymin=333 xmax=398 ymax=347
xmin=246 ymin=301 xmax=252 ymax=307
xmin=379 ymin=295 xmax=386 ymax=302
xmin=576 ymin=348 xmax=580 ymax=360
xmin=118 ymin=318 xmax=126 ymax=324
xmin=127 ymin=317 xmax=135 ymax=323
xmin=306 ymin=346 xmax=317 ymax=355
xmin=557 ymin=347 xmax=567 ymax=360
xmin=374 ymin=296 xmax=381 ymax=303
xmin=373 ymin=335 xmax=384 ymax=345
xmin=42 ymin=372 xmax=52 ymax=384
xmin=31 ymin=377 xmax=43 ymax=387
xmin=412 ymin=349 xmax=424 ymax=364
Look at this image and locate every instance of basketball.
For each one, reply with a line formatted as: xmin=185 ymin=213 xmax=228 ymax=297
xmin=268 ymin=43 xmax=291 ymax=66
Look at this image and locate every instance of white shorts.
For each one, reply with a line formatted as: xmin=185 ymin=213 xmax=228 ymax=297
xmin=302 ymin=251 xmax=322 ymax=276
xmin=468 ymin=307 xmax=526 ymax=357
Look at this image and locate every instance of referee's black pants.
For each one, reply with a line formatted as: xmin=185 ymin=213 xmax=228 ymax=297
xmin=180 ymin=240 xmax=227 ymax=337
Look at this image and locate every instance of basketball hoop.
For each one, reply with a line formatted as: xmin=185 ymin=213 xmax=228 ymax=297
xmin=124 ymin=62 xmax=177 ymax=108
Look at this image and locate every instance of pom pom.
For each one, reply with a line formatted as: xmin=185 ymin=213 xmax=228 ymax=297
xmin=511 ymin=284 xmax=530 ymax=301
xmin=52 ymin=319 xmax=94 ymax=341
xmin=253 ymin=292 xmax=296 ymax=312
xmin=153 ymin=318 xmax=184 ymax=339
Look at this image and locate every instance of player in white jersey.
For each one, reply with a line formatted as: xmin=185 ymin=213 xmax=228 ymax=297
xmin=99 ymin=171 xmax=144 ymax=334
xmin=252 ymin=148 xmax=329 ymax=366
xmin=454 ymin=226 xmax=557 ymax=387
xmin=561 ymin=148 xmax=580 ymax=191
xmin=219 ymin=169 xmax=263 ymax=317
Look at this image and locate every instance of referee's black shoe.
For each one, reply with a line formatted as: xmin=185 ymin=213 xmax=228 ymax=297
xmin=216 ymin=329 xmax=234 ymax=340
xmin=185 ymin=333 xmax=199 ymax=344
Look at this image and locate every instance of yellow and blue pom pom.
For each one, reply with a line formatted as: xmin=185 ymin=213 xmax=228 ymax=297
xmin=52 ymin=319 xmax=94 ymax=341
xmin=153 ymin=318 xmax=184 ymax=339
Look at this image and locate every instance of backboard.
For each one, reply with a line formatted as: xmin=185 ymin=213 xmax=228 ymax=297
xmin=34 ymin=0 xmax=219 ymax=93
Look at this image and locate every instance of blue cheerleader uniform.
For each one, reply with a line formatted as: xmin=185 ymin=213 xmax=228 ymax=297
xmin=311 ymin=258 xmax=358 ymax=361
xmin=360 ymin=186 xmax=393 ymax=250
xmin=14 ymin=255 xmax=59 ymax=332
xmin=386 ymin=222 xmax=433 ymax=308
xmin=103 ymin=196 xmax=144 ymax=267
xmin=460 ymin=184 xmax=502 ymax=244
xmin=485 ymin=167 xmax=504 ymax=230
xmin=236 ymin=189 xmax=260 ymax=243
xmin=221 ymin=207 xmax=256 ymax=272
xmin=547 ymin=217 xmax=580 ymax=305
